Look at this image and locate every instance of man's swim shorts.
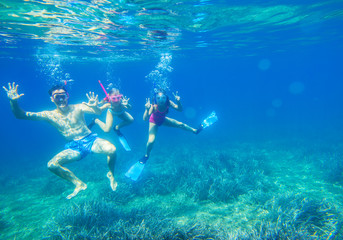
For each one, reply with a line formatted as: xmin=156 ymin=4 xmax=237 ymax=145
xmin=65 ymin=133 xmax=98 ymax=159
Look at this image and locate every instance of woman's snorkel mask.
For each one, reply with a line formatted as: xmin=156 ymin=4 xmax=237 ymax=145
xmin=98 ymin=80 xmax=122 ymax=103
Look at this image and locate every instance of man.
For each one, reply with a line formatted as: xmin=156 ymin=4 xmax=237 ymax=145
xmin=3 ymin=82 xmax=117 ymax=199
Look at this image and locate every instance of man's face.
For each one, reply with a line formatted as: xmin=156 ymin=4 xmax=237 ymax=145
xmin=51 ymin=89 xmax=69 ymax=108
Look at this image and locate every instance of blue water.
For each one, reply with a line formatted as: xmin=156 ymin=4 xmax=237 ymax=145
xmin=1 ymin=42 xmax=342 ymax=172
xmin=1 ymin=0 xmax=343 ymax=238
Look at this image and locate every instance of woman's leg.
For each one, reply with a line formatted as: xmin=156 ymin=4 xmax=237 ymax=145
xmin=163 ymin=117 xmax=197 ymax=133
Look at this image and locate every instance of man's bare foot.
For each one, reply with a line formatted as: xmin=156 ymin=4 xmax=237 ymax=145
xmin=66 ymin=182 xmax=87 ymax=199
xmin=107 ymin=172 xmax=118 ymax=191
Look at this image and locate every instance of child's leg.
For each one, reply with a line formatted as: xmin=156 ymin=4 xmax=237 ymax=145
xmin=95 ymin=110 xmax=114 ymax=132
xmin=163 ymin=117 xmax=197 ymax=133
xmin=146 ymin=123 xmax=158 ymax=158
xmin=115 ymin=112 xmax=134 ymax=130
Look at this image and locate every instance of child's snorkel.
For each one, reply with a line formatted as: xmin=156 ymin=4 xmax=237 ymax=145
xmin=99 ymin=80 xmax=123 ymax=103
xmin=98 ymin=80 xmax=111 ymax=102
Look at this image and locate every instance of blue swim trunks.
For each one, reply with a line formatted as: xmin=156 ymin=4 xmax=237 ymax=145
xmin=65 ymin=133 xmax=98 ymax=159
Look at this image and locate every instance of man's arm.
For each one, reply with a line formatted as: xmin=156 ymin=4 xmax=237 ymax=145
xmin=4 ymin=82 xmax=48 ymax=121
xmin=80 ymin=92 xmax=102 ymax=115
xmin=10 ymin=100 xmax=48 ymax=121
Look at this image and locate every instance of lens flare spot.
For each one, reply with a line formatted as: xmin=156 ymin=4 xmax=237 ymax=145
xmin=266 ymin=108 xmax=276 ymax=117
xmin=185 ymin=107 xmax=196 ymax=119
xmin=272 ymin=98 xmax=283 ymax=108
xmin=258 ymin=58 xmax=271 ymax=71
xmin=289 ymin=81 xmax=305 ymax=95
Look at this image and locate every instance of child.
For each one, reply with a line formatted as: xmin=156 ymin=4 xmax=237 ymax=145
xmin=125 ymin=90 xmax=214 ymax=181
xmin=89 ymin=88 xmax=134 ymax=151
xmin=141 ymin=90 xmax=199 ymax=163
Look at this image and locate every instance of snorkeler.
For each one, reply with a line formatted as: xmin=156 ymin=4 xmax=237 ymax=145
xmin=3 ymin=82 xmax=118 ymax=199
xmin=125 ymin=90 xmax=218 ymax=181
xmin=88 ymin=81 xmax=134 ymax=151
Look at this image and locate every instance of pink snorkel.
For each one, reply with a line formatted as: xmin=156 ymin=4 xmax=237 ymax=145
xmin=98 ymin=80 xmax=122 ymax=103
xmin=98 ymin=80 xmax=110 ymax=102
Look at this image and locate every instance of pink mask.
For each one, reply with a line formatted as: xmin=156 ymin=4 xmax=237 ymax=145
xmin=104 ymin=94 xmax=122 ymax=103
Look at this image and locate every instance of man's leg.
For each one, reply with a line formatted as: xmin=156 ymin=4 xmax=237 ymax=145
xmin=47 ymin=149 xmax=86 ymax=199
xmin=163 ymin=117 xmax=197 ymax=133
xmin=91 ymin=138 xmax=117 ymax=191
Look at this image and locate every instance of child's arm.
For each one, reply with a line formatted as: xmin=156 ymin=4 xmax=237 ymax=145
xmin=121 ymin=96 xmax=132 ymax=110
xmin=99 ymin=102 xmax=111 ymax=111
xmin=143 ymin=98 xmax=153 ymax=121
xmin=170 ymin=91 xmax=183 ymax=112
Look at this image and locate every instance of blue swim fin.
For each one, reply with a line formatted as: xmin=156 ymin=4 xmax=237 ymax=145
xmin=125 ymin=161 xmax=145 ymax=181
xmin=114 ymin=129 xmax=131 ymax=151
xmin=196 ymin=111 xmax=218 ymax=134
xmin=125 ymin=156 xmax=148 ymax=181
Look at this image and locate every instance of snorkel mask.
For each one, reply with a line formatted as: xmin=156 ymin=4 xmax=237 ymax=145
xmin=98 ymin=80 xmax=123 ymax=103
xmin=52 ymin=92 xmax=69 ymax=106
xmin=104 ymin=94 xmax=123 ymax=103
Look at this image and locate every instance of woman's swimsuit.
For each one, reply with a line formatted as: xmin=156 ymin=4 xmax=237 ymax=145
xmin=149 ymin=105 xmax=169 ymax=126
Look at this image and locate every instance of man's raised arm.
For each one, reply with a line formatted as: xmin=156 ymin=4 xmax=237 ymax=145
xmin=80 ymin=91 xmax=103 ymax=115
xmin=3 ymin=82 xmax=48 ymax=121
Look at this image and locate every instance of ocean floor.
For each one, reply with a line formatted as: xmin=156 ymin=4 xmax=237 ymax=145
xmin=1 ymin=137 xmax=343 ymax=239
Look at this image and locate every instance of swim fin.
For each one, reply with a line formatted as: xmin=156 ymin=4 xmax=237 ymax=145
xmin=125 ymin=161 xmax=145 ymax=181
xmin=114 ymin=129 xmax=131 ymax=151
xmin=197 ymin=111 xmax=218 ymax=133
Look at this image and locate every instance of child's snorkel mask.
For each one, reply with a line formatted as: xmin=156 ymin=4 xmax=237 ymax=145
xmin=104 ymin=94 xmax=123 ymax=103
xmin=98 ymin=80 xmax=122 ymax=103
